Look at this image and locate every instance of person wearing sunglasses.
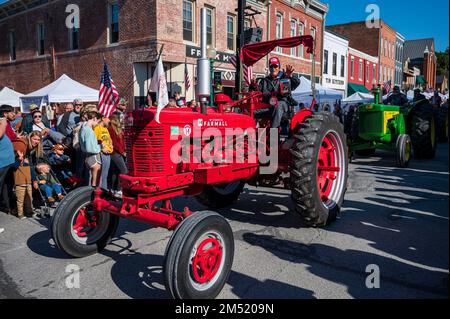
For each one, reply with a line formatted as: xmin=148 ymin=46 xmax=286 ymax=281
xmin=251 ymin=57 xmax=300 ymax=130
xmin=31 ymin=111 xmax=49 ymax=133
xmin=21 ymin=104 xmax=51 ymax=134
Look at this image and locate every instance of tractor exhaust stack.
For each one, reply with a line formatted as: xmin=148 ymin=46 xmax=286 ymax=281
xmin=197 ymin=8 xmax=211 ymax=114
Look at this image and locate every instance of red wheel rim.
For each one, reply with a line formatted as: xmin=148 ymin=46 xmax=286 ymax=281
xmin=317 ymin=132 xmax=342 ymax=204
xmin=191 ymin=237 xmax=223 ymax=284
xmin=72 ymin=206 xmax=99 ymax=238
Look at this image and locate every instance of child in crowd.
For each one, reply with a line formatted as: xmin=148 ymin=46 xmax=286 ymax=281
xmin=48 ymin=144 xmax=80 ymax=186
xmin=79 ymin=109 xmax=102 ymax=187
xmin=12 ymin=139 xmax=34 ymax=220
xmin=94 ymin=114 xmax=114 ymax=191
xmin=34 ymin=163 xmax=64 ymax=204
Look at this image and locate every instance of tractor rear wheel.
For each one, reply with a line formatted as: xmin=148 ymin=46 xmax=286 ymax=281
xmin=196 ymin=181 xmax=245 ymax=209
xmin=410 ymin=104 xmax=437 ymax=159
xmin=395 ymin=134 xmax=412 ymax=168
xmin=290 ymin=113 xmax=348 ymax=227
xmin=437 ymin=103 xmax=448 ymax=143
xmin=51 ymin=187 xmax=120 ymax=258
xmin=164 ymin=211 xmax=234 ymax=299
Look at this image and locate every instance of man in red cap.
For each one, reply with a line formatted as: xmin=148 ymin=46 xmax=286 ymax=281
xmin=251 ymin=57 xmax=300 ymax=130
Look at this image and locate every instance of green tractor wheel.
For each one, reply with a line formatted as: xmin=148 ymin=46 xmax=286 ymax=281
xmin=410 ymin=104 xmax=437 ymax=159
xmin=395 ymin=134 xmax=412 ymax=168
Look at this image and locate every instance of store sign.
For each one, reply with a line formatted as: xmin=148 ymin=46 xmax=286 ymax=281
xmin=186 ymin=46 xmax=235 ymax=64
xmin=332 ymin=79 xmax=345 ymax=85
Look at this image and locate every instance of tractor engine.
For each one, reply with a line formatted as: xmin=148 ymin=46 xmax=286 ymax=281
xmin=123 ymin=107 xmax=259 ymax=190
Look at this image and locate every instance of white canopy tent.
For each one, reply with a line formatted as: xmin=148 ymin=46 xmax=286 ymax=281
xmin=20 ymin=74 xmax=99 ymax=112
xmin=292 ymin=76 xmax=344 ymax=110
xmin=342 ymin=92 xmax=374 ymax=104
xmin=0 ymin=87 xmax=24 ymax=107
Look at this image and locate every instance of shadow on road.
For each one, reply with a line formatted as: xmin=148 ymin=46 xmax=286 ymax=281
xmin=242 ymin=232 xmax=448 ymax=298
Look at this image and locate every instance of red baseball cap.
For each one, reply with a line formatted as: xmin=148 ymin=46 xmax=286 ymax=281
xmin=269 ymin=57 xmax=280 ymax=66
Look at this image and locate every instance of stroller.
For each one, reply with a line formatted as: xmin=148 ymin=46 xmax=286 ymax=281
xmin=33 ymin=163 xmax=71 ymax=219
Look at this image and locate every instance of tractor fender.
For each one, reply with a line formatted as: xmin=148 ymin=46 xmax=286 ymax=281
xmin=290 ymin=109 xmax=314 ymax=132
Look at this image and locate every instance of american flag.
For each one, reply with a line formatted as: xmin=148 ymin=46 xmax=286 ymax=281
xmin=384 ymin=80 xmax=392 ymax=94
xmin=99 ymin=62 xmax=119 ymax=118
xmin=229 ymin=55 xmax=253 ymax=86
xmin=185 ymin=62 xmax=191 ymax=92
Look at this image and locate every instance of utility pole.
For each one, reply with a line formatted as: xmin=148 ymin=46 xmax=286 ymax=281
xmin=235 ymin=0 xmax=246 ymax=96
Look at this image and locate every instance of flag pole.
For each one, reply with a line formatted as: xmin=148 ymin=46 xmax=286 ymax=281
xmin=152 ymin=44 xmax=165 ymax=103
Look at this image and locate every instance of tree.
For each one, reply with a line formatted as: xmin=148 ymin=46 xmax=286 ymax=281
xmin=436 ymin=47 xmax=449 ymax=76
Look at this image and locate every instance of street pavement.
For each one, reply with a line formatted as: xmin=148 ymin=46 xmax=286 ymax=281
xmin=0 ymin=144 xmax=448 ymax=299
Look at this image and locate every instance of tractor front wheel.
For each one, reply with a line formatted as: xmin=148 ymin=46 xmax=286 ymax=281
xmin=395 ymin=134 xmax=412 ymax=168
xmin=164 ymin=211 xmax=234 ymax=299
xmin=51 ymin=187 xmax=120 ymax=258
xmin=290 ymin=113 xmax=349 ymax=227
xmin=196 ymin=181 xmax=245 ymax=208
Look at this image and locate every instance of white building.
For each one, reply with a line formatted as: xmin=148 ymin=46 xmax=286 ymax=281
xmin=322 ymin=29 xmax=349 ymax=97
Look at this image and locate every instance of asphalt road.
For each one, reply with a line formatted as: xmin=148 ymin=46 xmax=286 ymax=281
xmin=0 ymin=144 xmax=448 ymax=299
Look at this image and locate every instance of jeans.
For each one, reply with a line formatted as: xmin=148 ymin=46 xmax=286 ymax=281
xmin=271 ymin=100 xmax=290 ymax=129
xmin=0 ymin=165 xmax=14 ymax=211
xmin=100 ymin=154 xmax=111 ymax=190
xmin=76 ymin=151 xmax=88 ymax=185
xmin=54 ymin=168 xmax=73 ymax=181
xmin=39 ymin=184 xmax=63 ymax=199
xmin=109 ymin=153 xmax=128 ymax=191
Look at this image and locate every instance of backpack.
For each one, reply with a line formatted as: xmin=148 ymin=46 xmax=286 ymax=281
xmin=72 ymin=122 xmax=84 ymax=151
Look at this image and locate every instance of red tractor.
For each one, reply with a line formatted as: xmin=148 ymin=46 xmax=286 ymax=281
xmin=51 ymin=36 xmax=348 ymax=299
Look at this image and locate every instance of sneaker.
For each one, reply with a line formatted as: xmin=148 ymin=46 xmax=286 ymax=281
xmin=0 ymin=228 xmax=4 ymax=234
xmin=115 ymin=190 xmax=123 ymax=198
xmin=18 ymin=216 xmax=27 ymax=220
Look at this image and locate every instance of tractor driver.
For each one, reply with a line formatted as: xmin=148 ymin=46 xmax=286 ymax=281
xmin=385 ymin=86 xmax=408 ymax=106
xmin=251 ymin=57 xmax=300 ymax=129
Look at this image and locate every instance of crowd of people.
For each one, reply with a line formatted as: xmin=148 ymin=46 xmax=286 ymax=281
xmin=0 ymin=98 xmax=129 ymax=221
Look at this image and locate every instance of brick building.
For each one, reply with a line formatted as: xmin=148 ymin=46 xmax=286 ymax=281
xmin=347 ymin=47 xmax=378 ymax=95
xmin=0 ymin=0 xmax=268 ymax=108
xmin=403 ymin=38 xmax=437 ymax=90
xmin=268 ymin=0 xmax=328 ymax=83
xmin=327 ymin=20 xmax=398 ymax=91
xmin=0 ymin=0 xmax=328 ymax=109
xmin=395 ymin=32 xmax=405 ymax=88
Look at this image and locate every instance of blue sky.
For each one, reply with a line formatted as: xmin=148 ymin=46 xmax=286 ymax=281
xmin=325 ymin=0 xmax=449 ymax=52
xmin=1 ymin=0 xmax=448 ymax=51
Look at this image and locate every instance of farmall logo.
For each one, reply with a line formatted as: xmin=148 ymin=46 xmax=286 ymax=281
xmin=198 ymin=119 xmax=229 ymax=127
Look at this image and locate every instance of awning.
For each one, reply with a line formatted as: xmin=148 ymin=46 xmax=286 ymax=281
xmin=240 ymin=36 xmax=315 ymax=67
xmin=416 ymin=76 xmax=427 ymax=85
xmin=348 ymin=83 xmax=370 ymax=96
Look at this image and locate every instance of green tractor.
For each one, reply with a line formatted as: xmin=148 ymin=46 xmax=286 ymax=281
xmin=349 ymin=86 xmax=437 ymax=168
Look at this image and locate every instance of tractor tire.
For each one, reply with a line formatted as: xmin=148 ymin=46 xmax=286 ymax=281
xmin=163 ymin=211 xmax=234 ymax=299
xmin=51 ymin=187 xmax=120 ymax=258
xmin=437 ymin=103 xmax=449 ymax=143
xmin=395 ymin=134 xmax=412 ymax=168
xmin=290 ymin=113 xmax=349 ymax=227
xmin=196 ymin=181 xmax=245 ymax=209
xmin=410 ymin=103 xmax=437 ymax=159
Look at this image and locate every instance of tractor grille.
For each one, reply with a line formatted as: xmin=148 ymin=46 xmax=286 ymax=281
xmin=359 ymin=111 xmax=384 ymax=137
xmin=125 ymin=125 xmax=165 ymax=176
